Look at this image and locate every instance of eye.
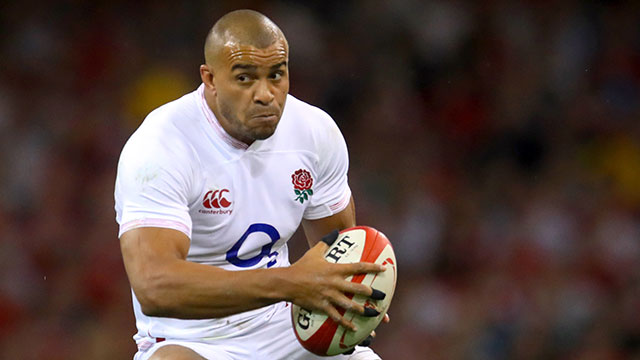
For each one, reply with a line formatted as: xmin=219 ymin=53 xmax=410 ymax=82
xmin=270 ymin=71 xmax=283 ymax=81
xmin=236 ymin=74 xmax=251 ymax=83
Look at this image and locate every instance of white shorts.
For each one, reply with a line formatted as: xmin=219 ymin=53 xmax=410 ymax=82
xmin=133 ymin=303 xmax=381 ymax=360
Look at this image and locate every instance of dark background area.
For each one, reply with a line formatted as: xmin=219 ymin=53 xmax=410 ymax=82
xmin=2 ymin=0 xmax=640 ymax=359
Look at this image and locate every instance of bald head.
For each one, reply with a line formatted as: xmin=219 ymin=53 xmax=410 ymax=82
xmin=204 ymin=10 xmax=287 ymax=66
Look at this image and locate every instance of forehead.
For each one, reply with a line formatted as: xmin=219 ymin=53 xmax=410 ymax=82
xmin=222 ymin=40 xmax=288 ymax=69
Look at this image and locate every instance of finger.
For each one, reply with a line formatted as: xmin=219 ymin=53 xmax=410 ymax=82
xmin=370 ymin=288 xmax=386 ymax=300
xmin=336 ymin=281 xmax=372 ymax=297
xmin=331 ymin=285 xmax=380 ymax=319
xmin=310 ymin=239 xmax=329 ymax=254
xmin=331 ymin=291 xmax=362 ymax=314
xmin=309 ymin=229 xmax=341 ymax=255
xmin=338 ymin=284 xmax=387 ymax=301
xmin=329 ymin=290 xmax=380 ymax=320
xmin=383 ymin=313 xmax=390 ymax=323
xmin=306 ymin=240 xmax=336 ymax=260
xmin=370 ymin=330 xmax=377 ymax=338
xmin=320 ymin=229 xmax=340 ymax=246
xmin=332 ymin=290 xmax=378 ymax=318
xmin=363 ymin=307 xmax=380 ymax=317
xmin=325 ymin=305 xmax=357 ymax=331
xmin=340 ymin=262 xmax=386 ymax=275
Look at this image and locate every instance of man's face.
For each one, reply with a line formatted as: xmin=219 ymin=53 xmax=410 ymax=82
xmin=211 ymin=40 xmax=289 ymax=144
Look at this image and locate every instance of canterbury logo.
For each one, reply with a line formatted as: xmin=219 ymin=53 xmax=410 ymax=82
xmin=203 ymin=189 xmax=232 ymax=209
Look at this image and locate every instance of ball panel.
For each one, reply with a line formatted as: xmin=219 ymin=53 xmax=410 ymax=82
xmin=348 ymin=227 xmax=391 ymax=286
xmin=292 ymin=306 xmax=328 ymax=342
xmin=296 ymin=311 xmax=339 ymax=355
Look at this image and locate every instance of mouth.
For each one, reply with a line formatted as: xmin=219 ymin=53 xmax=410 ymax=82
xmin=251 ymin=114 xmax=279 ymax=123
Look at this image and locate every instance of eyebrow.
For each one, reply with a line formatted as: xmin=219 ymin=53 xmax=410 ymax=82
xmin=231 ymin=61 xmax=287 ymax=72
xmin=271 ymin=61 xmax=287 ymax=70
xmin=231 ymin=64 xmax=256 ymax=71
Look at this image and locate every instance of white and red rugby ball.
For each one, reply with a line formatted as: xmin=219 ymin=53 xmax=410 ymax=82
xmin=292 ymin=226 xmax=398 ymax=356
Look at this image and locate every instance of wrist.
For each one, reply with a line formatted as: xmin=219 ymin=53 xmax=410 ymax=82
xmin=261 ymin=266 xmax=296 ymax=303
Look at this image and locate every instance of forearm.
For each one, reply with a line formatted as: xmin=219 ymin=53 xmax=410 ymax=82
xmin=122 ymin=225 xmax=383 ymax=331
xmin=137 ymin=259 xmax=294 ymax=319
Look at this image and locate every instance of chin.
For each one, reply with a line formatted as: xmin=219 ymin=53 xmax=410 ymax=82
xmin=249 ymin=121 xmax=279 ymax=141
xmin=252 ymin=128 xmax=277 ymax=140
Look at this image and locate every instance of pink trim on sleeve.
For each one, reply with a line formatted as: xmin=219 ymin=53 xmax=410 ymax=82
xmin=329 ymin=191 xmax=351 ymax=213
xmin=119 ymin=218 xmax=191 ymax=238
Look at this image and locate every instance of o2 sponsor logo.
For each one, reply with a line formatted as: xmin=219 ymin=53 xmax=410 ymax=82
xmin=226 ymin=223 xmax=280 ymax=268
xmin=200 ymin=189 xmax=232 ymax=215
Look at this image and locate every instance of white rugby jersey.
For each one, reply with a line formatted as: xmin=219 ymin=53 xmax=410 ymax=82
xmin=114 ymin=84 xmax=351 ymax=343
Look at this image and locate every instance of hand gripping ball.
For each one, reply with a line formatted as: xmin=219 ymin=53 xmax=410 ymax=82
xmin=292 ymin=226 xmax=398 ymax=356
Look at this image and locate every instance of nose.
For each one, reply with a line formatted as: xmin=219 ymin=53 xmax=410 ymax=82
xmin=253 ymin=79 xmax=274 ymax=105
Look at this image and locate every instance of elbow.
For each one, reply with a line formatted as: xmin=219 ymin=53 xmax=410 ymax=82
xmin=138 ymin=294 xmax=167 ymax=317
xmin=134 ymin=275 xmax=177 ymax=317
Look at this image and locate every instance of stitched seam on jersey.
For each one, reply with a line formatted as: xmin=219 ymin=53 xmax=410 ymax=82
xmin=198 ymin=86 xmax=248 ymax=150
xmin=120 ymin=218 xmax=191 ymax=238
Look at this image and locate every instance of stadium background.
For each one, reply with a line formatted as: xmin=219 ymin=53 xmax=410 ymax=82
xmin=2 ymin=0 xmax=640 ymax=358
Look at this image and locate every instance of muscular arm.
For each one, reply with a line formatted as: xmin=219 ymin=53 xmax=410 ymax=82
xmin=120 ymin=227 xmax=292 ymax=319
xmin=120 ymin=197 xmax=381 ymax=329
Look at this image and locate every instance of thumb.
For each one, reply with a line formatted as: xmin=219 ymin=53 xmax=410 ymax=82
xmin=320 ymin=229 xmax=340 ymax=246
xmin=309 ymin=229 xmax=340 ymax=255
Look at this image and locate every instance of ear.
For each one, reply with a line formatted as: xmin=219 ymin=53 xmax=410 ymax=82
xmin=199 ymin=64 xmax=216 ymax=94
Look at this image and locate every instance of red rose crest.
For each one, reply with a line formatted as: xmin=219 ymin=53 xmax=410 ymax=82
xmin=292 ymin=169 xmax=313 ymax=203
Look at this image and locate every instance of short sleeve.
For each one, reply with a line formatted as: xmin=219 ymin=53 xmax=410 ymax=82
xmin=303 ymin=114 xmax=351 ymax=220
xmin=114 ymin=133 xmax=195 ymax=238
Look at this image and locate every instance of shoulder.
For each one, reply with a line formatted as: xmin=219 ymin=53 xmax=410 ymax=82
xmin=278 ymin=95 xmax=345 ymax=150
xmin=283 ymin=95 xmax=338 ymax=132
xmin=134 ymin=89 xmax=199 ymax=141
xmin=118 ymin=91 xmax=200 ymax=176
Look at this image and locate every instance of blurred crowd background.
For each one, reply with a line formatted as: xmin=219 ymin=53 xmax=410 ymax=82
xmin=2 ymin=0 xmax=640 ymax=359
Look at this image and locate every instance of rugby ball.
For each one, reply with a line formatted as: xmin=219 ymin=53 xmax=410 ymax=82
xmin=292 ymin=226 xmax=397 ymax=356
